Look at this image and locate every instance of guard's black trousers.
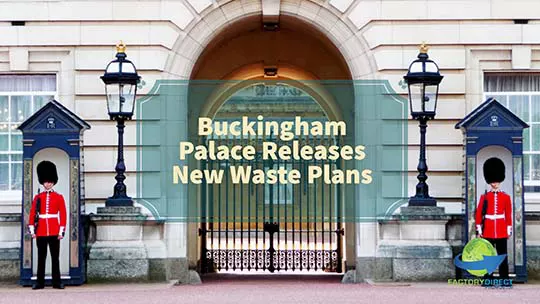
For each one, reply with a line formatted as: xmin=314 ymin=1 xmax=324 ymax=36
xmin=485 ymin=237 xmax=509 ymax=279
xmin=36 ymin=236 xmax=61 ymax=286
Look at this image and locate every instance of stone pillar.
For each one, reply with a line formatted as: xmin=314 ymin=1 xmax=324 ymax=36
xmin=163 ymin=222 xmax=187 ymax=279
xmin=0 ymin=214 xmax=20 ymax=281
xmin=376 ymin=206 xmax=455 ymax=281
xmin=88 ymin=206 xmax=148 ymax=282
xmin=354 ymin=222 xmax=379 ymax=282
xmin=526 ymin=212 xmax=540 ymax=280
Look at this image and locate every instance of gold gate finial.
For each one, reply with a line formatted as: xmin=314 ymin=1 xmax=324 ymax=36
xmin=420 ymin=42 xmax=429 ymax=53
xmin=116 ymin=41 xmax=126 ymax=53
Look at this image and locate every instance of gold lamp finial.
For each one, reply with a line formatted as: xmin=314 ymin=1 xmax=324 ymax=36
xmin=116 ymin=41 xmax=126 ymax=53
xmin=420 ymin=42 xmax=429 ymax=54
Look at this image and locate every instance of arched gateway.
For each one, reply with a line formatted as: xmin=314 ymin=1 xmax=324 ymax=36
xmin=185 ymin=12 xmax=358 ymax=273
xmin=136 ymin=0 xmax=406 ymax=280
xmin=199 ymin=82 xmax=345 ymax=273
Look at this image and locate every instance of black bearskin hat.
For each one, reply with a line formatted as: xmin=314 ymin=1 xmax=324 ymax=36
xmin=483 ymin=157 xmax=505 ymax=184
xmin=37 ymin=160 xmax=58 ymax=185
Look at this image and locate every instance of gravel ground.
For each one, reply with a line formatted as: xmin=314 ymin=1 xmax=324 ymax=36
xmin=1 ymin=274 xmax=539 ymax=304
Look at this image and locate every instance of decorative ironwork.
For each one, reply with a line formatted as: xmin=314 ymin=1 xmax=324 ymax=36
xmin=23 ymin=160 xmax=33 ymax=269
xmin=467 ymin=157 xmax=476 ymax=241
xmin=70 ymin=159 xmax=79 ymax=268
xmin=204 ymin=249 xmax=339 ymax=273
xmin=514 ymin=157 xmax=524 ymax=266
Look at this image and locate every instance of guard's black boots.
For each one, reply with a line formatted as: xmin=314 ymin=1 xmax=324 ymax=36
xmin=53 ymin=283 xmax=65 ymax=289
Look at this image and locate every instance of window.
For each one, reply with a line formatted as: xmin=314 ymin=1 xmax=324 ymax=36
xmin=0 ymin=75 xmax=56 ymax=192
xmin=484 ymin=74 xmax=540 ymax=190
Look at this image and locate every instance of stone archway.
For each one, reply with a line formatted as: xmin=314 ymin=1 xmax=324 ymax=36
xmin=165 ymin=1 xmax=377 ymax=80
xmin=160 ymin=0 xmax=381 ymax=278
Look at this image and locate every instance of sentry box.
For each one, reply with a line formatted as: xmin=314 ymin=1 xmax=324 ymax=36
xmin=456 ymin=97 xmax=529 ymax=282
xmin=18 ymin=100 xmax=90 ymax=286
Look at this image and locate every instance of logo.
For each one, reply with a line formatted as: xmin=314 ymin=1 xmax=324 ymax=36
xmin=46 ymin=117 xmax=56 ymax=129
xmin=454 ymin=238 xmax=505 ymax=277
xmin=450 ymin=238 xmax=512 ymax=288
xmin=454 ymin=253 xmax=506 ymax=275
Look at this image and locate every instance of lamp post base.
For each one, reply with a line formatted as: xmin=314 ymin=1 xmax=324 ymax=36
xmin=105 ymin=197 xmax=133 ymax=207
xmin=408 ymin=196 xmax=437 ymax=207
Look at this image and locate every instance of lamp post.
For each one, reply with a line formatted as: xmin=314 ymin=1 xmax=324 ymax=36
xmin=404 ymin=43 xmax=443 ymax=207
xmin=101 ymin=42 xmax=140 ymax=207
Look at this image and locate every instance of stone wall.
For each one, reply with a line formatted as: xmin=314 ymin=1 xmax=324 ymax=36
xmin=363 ymin=212 xmax=540 ymax=282
xmin=3 ymin=211 xmax=540 ymax=283
xmin=0 ymin=211 xmax=195 ymax=284
xmin=365 ymin=212 xmax=540 ymax=282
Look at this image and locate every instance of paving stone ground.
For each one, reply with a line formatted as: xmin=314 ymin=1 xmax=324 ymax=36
xmin=1 ymin=274 xmax=539 ymax=304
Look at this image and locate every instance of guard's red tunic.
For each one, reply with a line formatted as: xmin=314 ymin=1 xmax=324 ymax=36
xmin=475 ymin=190 xmax=512 ymax=239
xmin=28 ymin=190 xmax=67 ymax=237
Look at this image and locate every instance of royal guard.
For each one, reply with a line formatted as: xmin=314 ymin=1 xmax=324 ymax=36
xmin=475 ymin=157 xmax=512 ymax=279
xmin=28 ymin=160 xmax=67 ymax=289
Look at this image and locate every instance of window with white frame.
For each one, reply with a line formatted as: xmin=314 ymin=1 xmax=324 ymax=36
xmin=0 ymin=75 xmax=56 ymax=193
xmin=484 ymin=74 xmax=540 ymax=191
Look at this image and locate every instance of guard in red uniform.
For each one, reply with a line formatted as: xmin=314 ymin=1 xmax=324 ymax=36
xmin=475 ymin=157 xmax=512 ymax=279
xmin=28 ymin=161 xmax=67 ymax=289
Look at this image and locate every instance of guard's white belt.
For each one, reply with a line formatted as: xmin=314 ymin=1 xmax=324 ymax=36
xmin=485 ymin=214 xmax=505 ymax=220
xmin=39 ymin=214 xmax=59 ymax=219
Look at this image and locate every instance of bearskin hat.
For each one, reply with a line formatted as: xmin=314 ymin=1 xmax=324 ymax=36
xmin=37 ymin=160 xmax=58 ymax=185
xmin=483 ymin=157 xmax=505 ymax=184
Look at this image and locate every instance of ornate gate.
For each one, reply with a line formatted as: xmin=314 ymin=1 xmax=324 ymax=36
xmin=199 ymin=134 xmax=344 ymax=273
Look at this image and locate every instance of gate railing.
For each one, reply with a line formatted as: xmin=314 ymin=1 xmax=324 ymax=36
xmin=199 ymin=135 xmax=344 ymax=273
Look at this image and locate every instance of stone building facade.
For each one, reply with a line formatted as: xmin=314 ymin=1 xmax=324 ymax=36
xmin=1 ymin=0 xmax=540 ymax=283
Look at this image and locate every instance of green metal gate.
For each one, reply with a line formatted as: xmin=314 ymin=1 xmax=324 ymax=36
xmin=199 ymin=134 xmax=344 ymax=273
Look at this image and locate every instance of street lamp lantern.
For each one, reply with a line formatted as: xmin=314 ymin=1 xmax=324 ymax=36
xmin=404 ymin=43 xmax=444 ymax=207
xmin=101 ymin=41 xmax=140 ymax=120
xmin=404 ymin=43 xmax=443 ymax=120
xmin=101 ymin=41 xmax=140 ymax=207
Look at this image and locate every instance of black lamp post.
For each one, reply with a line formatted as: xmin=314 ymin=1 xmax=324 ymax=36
xmin=404 ymin=44 xmax=443 ymax=207
xmin=101 ymin=42 xmax=140 ymax=207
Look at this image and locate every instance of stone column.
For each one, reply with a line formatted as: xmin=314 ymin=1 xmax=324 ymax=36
xmin=354 ymin=222 xmax=378 ymax=282
xmin=526 ymin=212 xmax=540 ymax=280
xmin=376 ymin=206 xmax=454 ymax=281
xmin=88 ymin=206 xmax=148 ymax=282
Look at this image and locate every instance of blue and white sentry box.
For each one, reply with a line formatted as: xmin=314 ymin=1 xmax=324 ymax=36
xmin=456 ymin=97 xmax=529 ymax=283
xmin=18 ymin=100 xmax=90 ymax=286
